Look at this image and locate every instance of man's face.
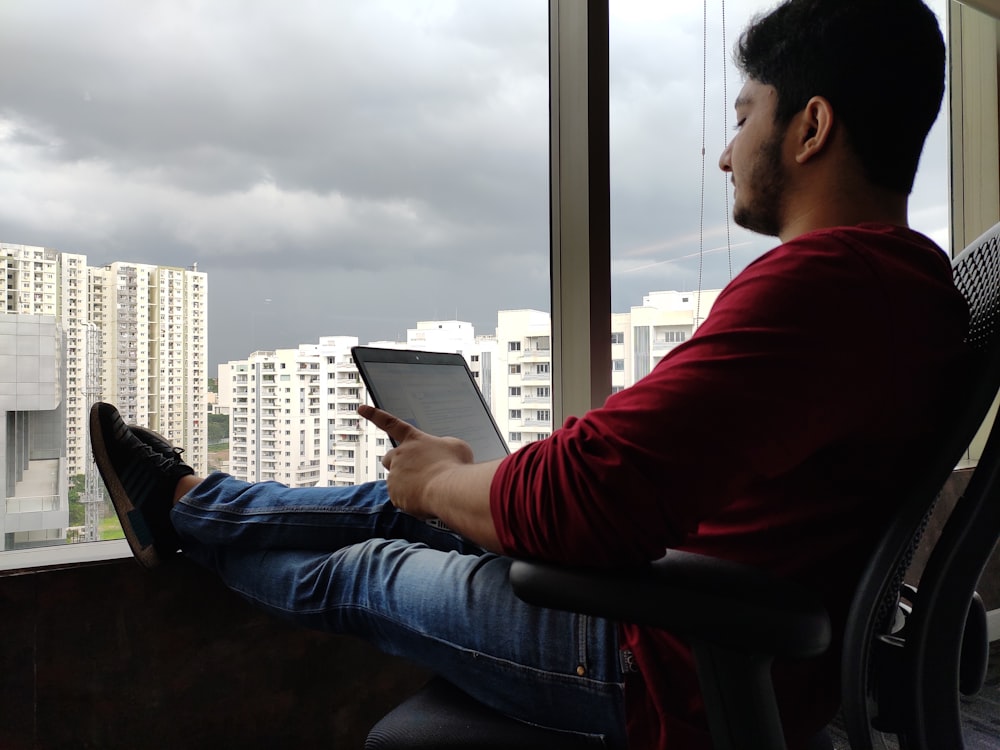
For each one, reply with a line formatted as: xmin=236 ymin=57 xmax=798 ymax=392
xmin=719 ymin=79 xmax=787 ymax=237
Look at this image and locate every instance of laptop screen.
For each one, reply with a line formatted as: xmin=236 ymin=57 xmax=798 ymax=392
xmin=352 ymin=346 xmax=510 ymax=462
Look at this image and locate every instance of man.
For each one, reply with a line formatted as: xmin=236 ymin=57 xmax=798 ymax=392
xmin=90 ymin=1 xmax=966 ymax=747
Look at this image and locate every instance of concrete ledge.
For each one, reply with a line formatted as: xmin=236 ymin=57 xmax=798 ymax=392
xmin=0 ymin=556 xmax=429 ymax=749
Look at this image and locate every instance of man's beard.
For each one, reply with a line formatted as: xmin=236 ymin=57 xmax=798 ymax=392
xmin=733 ymin=130 xmax=786 ymax=237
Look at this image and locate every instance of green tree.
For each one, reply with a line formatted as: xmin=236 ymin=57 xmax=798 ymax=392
xmin=208 ymin=412 xmax=229 ymax=444
xmin=67 ymin=473 xmax=86 ymax=526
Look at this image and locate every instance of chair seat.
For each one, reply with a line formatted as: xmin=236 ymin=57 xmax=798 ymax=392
xmin=364 ymin=677 xmax=607 ymax=749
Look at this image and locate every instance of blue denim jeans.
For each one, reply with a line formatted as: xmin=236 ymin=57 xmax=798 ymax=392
xmin=171 ymin=473 xmax=628 ymax=745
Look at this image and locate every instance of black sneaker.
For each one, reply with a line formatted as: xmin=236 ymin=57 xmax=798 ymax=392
xmin=89 ymin=402 xmax=195 ymax=568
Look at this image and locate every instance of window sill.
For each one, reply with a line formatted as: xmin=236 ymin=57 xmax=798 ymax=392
xmin=0 ymin=539 xmax=132 ymax=575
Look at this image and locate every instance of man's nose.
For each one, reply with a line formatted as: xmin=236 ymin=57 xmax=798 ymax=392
xmin=719 ymin=140 xmax=733 ymax=173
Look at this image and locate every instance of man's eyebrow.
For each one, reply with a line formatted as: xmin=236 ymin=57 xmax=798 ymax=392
xmin=734 ymin=94 xmax=752 ymax=110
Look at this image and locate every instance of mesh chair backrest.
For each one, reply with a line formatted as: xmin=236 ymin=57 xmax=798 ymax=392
xmin=840 ymin=223 xmax=1000 ymax=750
xmin=899 ymin=232 xmax=1000 ymax=748
xmin=955 ymin=232 xmax=1000 ymax=355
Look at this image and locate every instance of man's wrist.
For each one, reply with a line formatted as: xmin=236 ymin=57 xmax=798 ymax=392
xmin=419 ymin=463 xmax=457 ymax=520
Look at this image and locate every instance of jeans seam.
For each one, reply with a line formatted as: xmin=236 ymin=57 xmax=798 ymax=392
xmin=577 ymin=614 xmax=588 ymax=674
xmin=178 ymin=499 xmax=384 ymax=517
xmin=228 ymin=582 xmax=620 ymax=692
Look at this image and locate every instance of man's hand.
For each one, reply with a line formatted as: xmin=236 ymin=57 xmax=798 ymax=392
xmin=357 ymin=404 xmax=473 ymax=518
xmin=358 ymin=404 xmax=504 ymax=551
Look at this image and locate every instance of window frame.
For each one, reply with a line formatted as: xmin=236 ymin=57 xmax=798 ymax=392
xmin=1 ymin=0 xmax=982 ymax=580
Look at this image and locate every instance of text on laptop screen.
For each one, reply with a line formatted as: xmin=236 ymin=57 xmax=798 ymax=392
xmin=363 ymin=361 xmax=509 ymax=462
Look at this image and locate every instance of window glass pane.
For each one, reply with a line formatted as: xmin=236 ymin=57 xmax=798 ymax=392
xmin=0 ymin=1 xmax=547 ymax=557
xmin=609 ymin=0 xmax=949 ymax=387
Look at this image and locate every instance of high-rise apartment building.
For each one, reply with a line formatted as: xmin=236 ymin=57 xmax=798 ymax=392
xmin=90 ymin=261 xmax=208 ymax=475
xmin=222 ymin=323 xmax=493 ymax=487
xmin=0 ymin=244 xmax=89 ymax=475
xmin=493 ymin=309 xmax=553 ymax=452
xmin=612 ymin=289 xmax=724 ymax=392
xmin=218 ymin=293 xmax=720 ymax=491
xmin=224 ymin=337 xmax=362 ymax=486
xmin=0 ymin=244 xmax=209 ymax=477
xmin=491 ymin=293 xmax=722 ymax=450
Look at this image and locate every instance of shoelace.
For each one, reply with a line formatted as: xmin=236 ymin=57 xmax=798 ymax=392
xmin=138 ymin=442 xmax=191 ymax=478
xmin=129 ymin=427 xmax=188 ymax=469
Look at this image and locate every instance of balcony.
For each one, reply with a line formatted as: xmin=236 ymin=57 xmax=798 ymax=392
xmin=5 ymin=458 xmax=67 ymax=535
xmin=520 ymin=348 xmax=551 ymax=362
xmin=521 ymin=395 xmax=551 ymax=404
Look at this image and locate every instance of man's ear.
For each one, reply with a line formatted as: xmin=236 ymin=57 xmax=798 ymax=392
xmin=793 ymin=95 xmax=835 ymax=165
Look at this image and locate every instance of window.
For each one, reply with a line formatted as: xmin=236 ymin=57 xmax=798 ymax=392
xmin=612 ymin=359 xmax=625 ymax=371
xmin=537 ymin=386 xmax=550 ymax=398
xmin=509 ymin=387 xmax=522 ymax=397
xmin=0 ymin=0 xmax=954 ymax=576
xmin=509 ymin=341 xmax=522 ymax=351
xmin=536 ymin=410 xmax=550 ymax=422
xmin=611 ymin=331 xmax=624 ymax=344
xmin=536 ymin=363 xmax=549 ymax=375
xmin=510 ymin=409 xmax=522 ymax=420
xmin=509 ymin=432 xmax=522 ymax=442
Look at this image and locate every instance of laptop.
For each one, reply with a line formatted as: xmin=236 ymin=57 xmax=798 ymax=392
xmin=351 ymin=346 xmax=510 ymax=462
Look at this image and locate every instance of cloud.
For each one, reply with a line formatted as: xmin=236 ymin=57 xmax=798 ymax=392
xmin=0 ymin=0 xmax=951 ymax=367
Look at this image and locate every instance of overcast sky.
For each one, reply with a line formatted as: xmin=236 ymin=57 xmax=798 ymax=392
xmin=0 ymin=0 xmax=949 ymax=369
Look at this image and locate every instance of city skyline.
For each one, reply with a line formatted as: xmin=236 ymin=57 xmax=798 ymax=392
xmin=0 ymin=0 xmax=950 ymax=369
xmin=218 ymin=290 xmax=720 ymax=490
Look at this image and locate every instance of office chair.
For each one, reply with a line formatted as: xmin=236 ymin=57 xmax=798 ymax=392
xmin=838 ymin=222 xmax=1000 ymax=750
xmin=366 ymin=222 xmax=1000 ymax=750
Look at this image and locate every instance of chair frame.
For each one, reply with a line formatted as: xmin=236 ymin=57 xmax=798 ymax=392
xmin=840 ymin=223 xmax=1000 ymax=749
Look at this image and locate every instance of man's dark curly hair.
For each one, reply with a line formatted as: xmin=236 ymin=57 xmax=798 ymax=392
xmin=737 ymin=0 xmax=945 ymax=194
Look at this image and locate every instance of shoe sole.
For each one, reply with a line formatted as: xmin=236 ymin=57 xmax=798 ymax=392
xmin=89 ymin=404 xmax=163 ymax=569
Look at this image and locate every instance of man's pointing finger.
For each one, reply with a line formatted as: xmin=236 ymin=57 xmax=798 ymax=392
xmin=358 ymin=404 xmax=417 ymax=443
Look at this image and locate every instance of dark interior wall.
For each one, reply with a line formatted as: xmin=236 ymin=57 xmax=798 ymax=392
xmin=0 ymin=557 xmax=429 ymax=750
xmin=0 ymin=469 xmax=997 ymax=750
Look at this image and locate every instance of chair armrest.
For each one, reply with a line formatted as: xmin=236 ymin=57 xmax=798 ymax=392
xmin=509 ymin=550 xmax=831 ymax=658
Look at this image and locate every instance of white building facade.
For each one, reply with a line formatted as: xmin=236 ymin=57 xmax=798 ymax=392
xmin=222 ymin=323 xmax=496 ymax=488
xmin=494 ymin=309 xmax=553 ymax=452
xmin=227 ymin=337 xmax=365 ymax=487
xmin=612 ymin=289 xmax=724 ymax=393
xmin=0 ymin=244 xmax=89 ymax=476
xmin=218 ymin=292 xmax=720 ymax=492
xmin=90 ymin=261 xmax=209 ymax=475
xmin=0 ymin=313 xmax=67 ymax=550
xmin=0 ymin=244 xmax=209 ymax=478
xmin=494 ymin=291 xmax=721 ymax=449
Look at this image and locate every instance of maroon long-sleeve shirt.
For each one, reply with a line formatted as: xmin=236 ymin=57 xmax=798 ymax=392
xmin=490 ymin=224 xmax=970 ymax=749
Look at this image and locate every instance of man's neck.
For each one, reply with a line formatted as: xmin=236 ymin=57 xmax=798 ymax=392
xmin=778 ymin=182 xmax=909 ymax=243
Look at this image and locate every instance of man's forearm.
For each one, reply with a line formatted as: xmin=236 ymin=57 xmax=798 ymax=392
xmin=423 ymin=459 xmax=505 ymax=553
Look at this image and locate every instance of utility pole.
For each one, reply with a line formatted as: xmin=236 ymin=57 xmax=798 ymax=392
xmin=81 ymin=322 xmax=103 ymax=542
